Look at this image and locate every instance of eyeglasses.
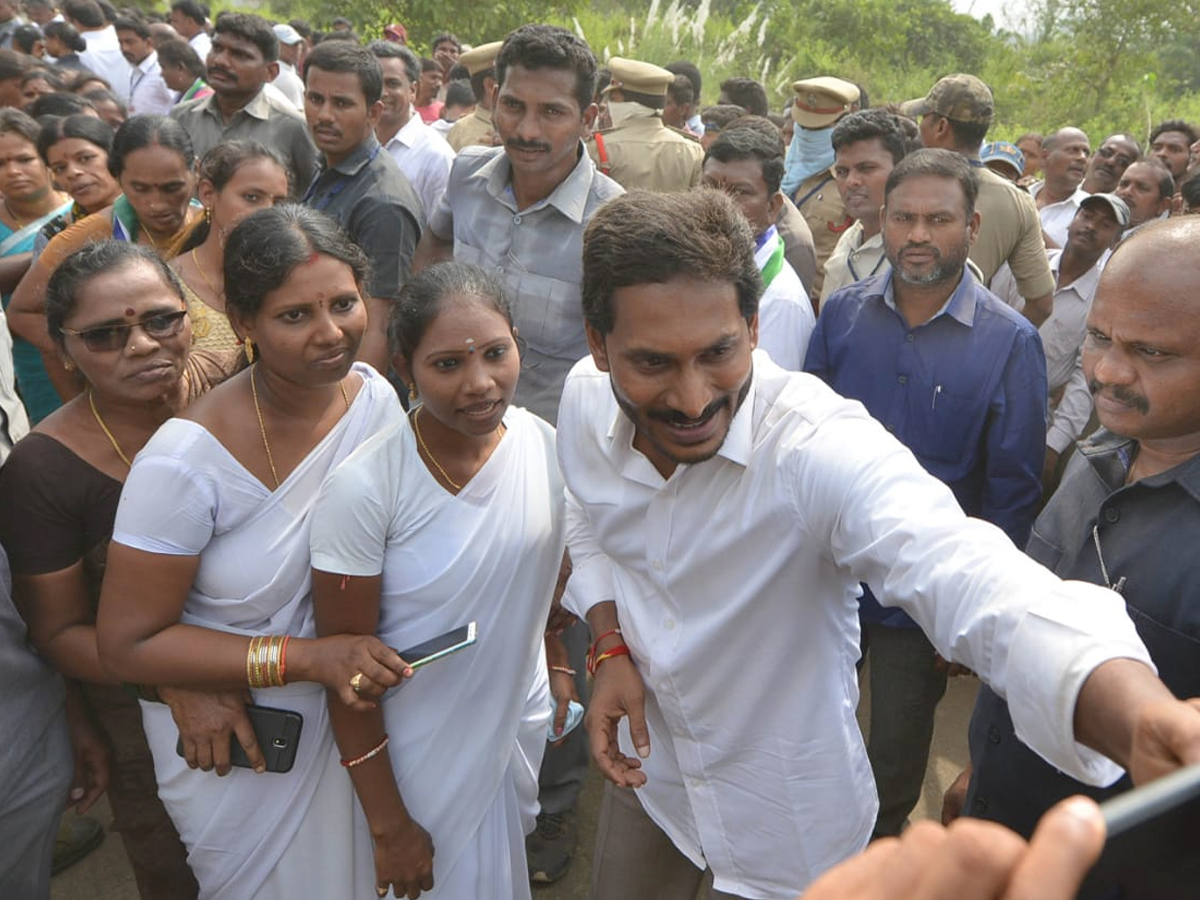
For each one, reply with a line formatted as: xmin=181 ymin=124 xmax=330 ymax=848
xmin=60 ymin=309 xmax=189 ymax=352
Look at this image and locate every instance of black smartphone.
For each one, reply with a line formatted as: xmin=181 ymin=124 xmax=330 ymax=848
xmin=1076 ymin=762 xmax=1200 ymax=899
xmin=395 ymin=621 xmax=478 ymax=670
xmin=175 ymin=704 xmax=303 ymax=774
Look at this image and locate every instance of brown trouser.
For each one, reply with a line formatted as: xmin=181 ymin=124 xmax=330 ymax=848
xmin=590 ymin=782 xmax=751 ymax=900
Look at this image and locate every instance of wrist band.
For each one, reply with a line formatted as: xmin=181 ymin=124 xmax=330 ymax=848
xmin=587 ymin=643 xmax=631 ymax=675
xmin=342 ymin=734 xmax=389 ymax=768
xmin=549 ymin=665 xmax=577 ymax=676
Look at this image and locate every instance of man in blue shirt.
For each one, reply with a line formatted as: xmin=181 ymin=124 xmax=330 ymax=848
xmin=805 ymin=148 xmax=1047 ymax=839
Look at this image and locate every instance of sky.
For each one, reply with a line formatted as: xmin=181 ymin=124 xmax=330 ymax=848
xmin=950 ymin=0 xmax=1035 ymax=32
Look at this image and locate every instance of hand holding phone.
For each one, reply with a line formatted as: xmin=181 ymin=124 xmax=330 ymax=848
xmin=395 ymin=622 xmax=478 ymax=670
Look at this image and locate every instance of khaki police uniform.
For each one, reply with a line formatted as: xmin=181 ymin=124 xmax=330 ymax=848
xmin=447 ymin=41 xmax=501 ymax=154
xmin=586 ymin=57 xmax=703 ymax=193
xmin=447 ymin=107 xmax=494 ymax=153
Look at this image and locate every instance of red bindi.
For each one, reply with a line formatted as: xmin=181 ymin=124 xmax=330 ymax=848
xmin=125 ymin=307 xmax=135 ymax=317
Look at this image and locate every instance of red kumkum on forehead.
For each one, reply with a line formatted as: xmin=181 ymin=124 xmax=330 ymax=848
xmin=125 ymin=308 xmax=135 ymax=317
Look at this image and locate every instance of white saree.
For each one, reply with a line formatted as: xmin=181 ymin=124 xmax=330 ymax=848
xmin=310 ymin=406 xmax=565 ymax=899
xmin=111 ymin=364 xmax=402 ymax=900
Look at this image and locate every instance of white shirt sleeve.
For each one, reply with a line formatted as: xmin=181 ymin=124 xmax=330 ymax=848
xmin=1047 ymin=352 xmax=1092 ymax=453
xmin=786 ymin=403 xmax=1150 ymax=785
xmin=113 ymin=452 xmax=218 ymax=555
xmin=309 ymin=433 xmax=394 ymax=578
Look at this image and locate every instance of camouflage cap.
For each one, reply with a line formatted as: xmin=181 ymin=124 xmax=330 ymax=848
xmin=901 ymin=74 xmax=994 ymax=126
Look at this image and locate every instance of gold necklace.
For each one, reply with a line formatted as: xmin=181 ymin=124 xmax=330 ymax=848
xmin=413 ymin=406 xmax=462 ymax=490
xmin=190 ymin=247 xmax=222 ymax=297
xmin=412 ymin=406 xmax=506 ymax=492
xmin=4 ymin=199 xmax=29 ymax=230
xmin=88 ymin=389 xmax=132 ymax=467
xmin=251 ymin=365 xmax=351 ymax=489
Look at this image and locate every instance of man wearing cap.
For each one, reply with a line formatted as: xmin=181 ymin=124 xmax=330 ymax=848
xmin=781 ymin=76 xmax=861 ymax=299
xmin=446 ymin=40 xmax=501 ymax=152
xmin=1080 ymin=133 xmax=1140 ymax=194
xmin=1031 ymin=127 xmax=1091 ymax=247
xmin=270 ymin=22 xmax=304 ymax=110
xmin=587 ymin=56 xmax=703 ymax=193
xmin=990 ymin=194 xmax=1129 ymax=486
xmin=980 ymin=141 xmax=1024 ymax=182
xmin=906 ymin=73 xmax=1056 ymax=326
xmin=369 ymin=40 xmax=453 ymax=219
xmin=946 ymin=217 xmax=1200 ymax=843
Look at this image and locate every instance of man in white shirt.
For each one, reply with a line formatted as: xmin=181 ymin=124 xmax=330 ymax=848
xmin=168 ymin=0 xmax=209 ymax=61
xmin=990 ymin=193 xmax=1129 ymax=484
xmin=269 ymin=22 xmax=304 ymax=110
xmin=62 ymin=0 xmax=130 ymax=102
xmin=116 ymin=16 xmax=174 ymax=115
xmin=561 ymin=187 xmax=1200 ymax=900
xmin=368 ymin=40 xmax=453 ymax=221
xmin=701 ymin=126 xmax=813 ymax=370
xmin=1032 ymin=127 xmax=1092 ymax=246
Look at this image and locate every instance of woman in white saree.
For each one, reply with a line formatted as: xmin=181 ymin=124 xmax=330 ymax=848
xmin=309 ymin=262 xmax=574 ymax=899
xmin=97 ymin=205 xmax=409 ymax=900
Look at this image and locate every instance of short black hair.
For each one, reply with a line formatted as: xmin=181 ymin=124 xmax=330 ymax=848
xmin=1150 ymin=118 xmax=1198 ymax=147
xmin=1127 ymin=158 xmax=1176 ymax=199
xmin=431 ymin=32 xmax=460 ymax=53
xmin=0 ymin=48 xmax=31 ymax=82
xmin=367 ymin=39 xmax=419 ymax=85
xmin=444 ymin=80 xmax=474 ymax=109
xmin=666 ymin=74 xmax=694 ymax=108
xmin=718 ymin=77 xmax=768 ymax=117
xmin=665 ymin=60 xmax=701 ymax=101
xmin=832 ymin=108 xmax=914 ymax=165
xmin=304 ymin=40 xmax=382 ymax=106
xmin=885 ymin=147 xmax=979 ymax=219
xmin=214 ymin=13 xmax=278 ymax=65
xmin=0 ymin=108 xmax=42 ymax=147
xmin=61 ymin=0 xmax=105 ymax=29
xmin=224 ymin=205 xmax=368 ymax=321
xmin=29 ymin=92 xmax=95 ymax=118
xmin=941 ymin=114 xmax=990 ymax=152
xmin=169 ymin=0 xmax=206 ymax=25
xmin=43 ymin=21 xmax=86 ymax=53
xmin=496 ymin=24 xmax=596 ymax=114
xmin=1180 ymin=171 xmax=1200 ymax=211
xmin=582 ymin=190 xmax=761 ymax=334
xmin=13 ymin=24 xmax=44 ymax=56
xmin=704 ymin=123 xmax=785 ymax=195
xmin=113 ymin=16 xmax=149 ymax=40
xmin=699 ymin=103 xmax=745 ymax=134
xmin=157 ymin=38 xmax=205 ymax=78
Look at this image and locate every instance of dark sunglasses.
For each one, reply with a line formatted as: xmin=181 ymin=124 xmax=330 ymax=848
xmin=60 ymin=309 xmax=189 ymax=353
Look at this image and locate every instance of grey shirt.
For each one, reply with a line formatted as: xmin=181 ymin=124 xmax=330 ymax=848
xmin=170 ymin=87 xmax=319 ymax=189
xmin=302 ymin=135 xmax=424 ymax=303
xmin=428 ymin=145 xmax=624 ymax=423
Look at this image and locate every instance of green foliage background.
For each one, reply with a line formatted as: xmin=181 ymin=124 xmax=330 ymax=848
xmin=262 ymin=0 xmax=1200 ymax=144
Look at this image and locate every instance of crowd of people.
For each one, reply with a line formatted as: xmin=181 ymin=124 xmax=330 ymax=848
xmin=0 ymin=3 xmax=1199 ymax=900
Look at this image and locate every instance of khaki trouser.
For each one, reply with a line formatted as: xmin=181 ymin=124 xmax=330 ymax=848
xmin=590 ymin=782 xmax=751 ymax=900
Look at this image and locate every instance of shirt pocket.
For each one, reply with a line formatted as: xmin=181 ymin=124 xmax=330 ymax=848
xmin=511 ymin=271 xmax=585 ymax=360
xmin=903 ymin=383 xmax=985 ymax=473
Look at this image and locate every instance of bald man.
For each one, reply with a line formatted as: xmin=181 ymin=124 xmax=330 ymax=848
xmin=1032 ymin=127 xmax=1091 ymax=246
xmin=953 ymin=217 xmax=1200 ymax=841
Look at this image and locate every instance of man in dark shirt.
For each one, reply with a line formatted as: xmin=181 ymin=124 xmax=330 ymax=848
xmin=302 ymin=40 xmax=423 ymax=374
xmin=951 ymin=216 xmax=1200 ymax=839
xmin=806 ymin=148 xmax=1047 ymax=838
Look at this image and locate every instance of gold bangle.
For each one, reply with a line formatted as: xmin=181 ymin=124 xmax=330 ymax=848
xmin=268 ymin=635 xmax=285 ymax=687
xmin=246 ymin=636 xmax=261 ymax=688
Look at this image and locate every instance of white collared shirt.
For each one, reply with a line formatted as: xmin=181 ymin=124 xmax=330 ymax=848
xmin=128 ymin=50 xmax=174 ymax=116
xmin=381 ymin=114 xmax=454 ymax=222
xmin=1033 ymin=182 xmax=1089 ymax=246
xmin=559 ymin=352 xmax=1151 ymax=898
xmin=188 ymin=30 xmax=211 ymax=61
xmin=78 ymin=25 xmax=132 ymax=102
xmin=754 ymin=228 xmax=814 ymax=371
xmin=271 ymin=60 xmax=304 ymax=110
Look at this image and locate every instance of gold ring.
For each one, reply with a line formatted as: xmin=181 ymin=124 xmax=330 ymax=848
xmin=350 ymin=672 xmax=365 ymax=694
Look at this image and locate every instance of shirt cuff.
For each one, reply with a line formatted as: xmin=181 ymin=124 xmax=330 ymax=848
xmin=561 ymin=553 xmax=617 ymax=620
xmin=1046 ymin=426 xmax=1075 ymax=455
xmin=1005 ymin=581 xmax=1154 ymax=786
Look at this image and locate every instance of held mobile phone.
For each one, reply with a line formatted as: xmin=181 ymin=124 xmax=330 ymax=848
xmin=1076 ymin=761 xmax=1200 ymax=899
xmin=175 ymin=704 xmax=303 ymax=774
xmin=396 ymin=621 xmax=478 ymax=670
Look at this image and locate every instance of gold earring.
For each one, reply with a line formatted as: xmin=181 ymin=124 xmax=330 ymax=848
xmin=408 ymin=383 xmax=417 ymax=402
xmin=244 ymin=337 xmax=255 ymax=363
xmin=203 ymin=206 xmax=212 ymax=224
xmin=63 ymin=360 xmax=75 ymax=371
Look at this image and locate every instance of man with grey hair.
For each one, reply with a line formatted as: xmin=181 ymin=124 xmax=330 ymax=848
xmin=1032 ymin=127 xmax=1091 ymax=246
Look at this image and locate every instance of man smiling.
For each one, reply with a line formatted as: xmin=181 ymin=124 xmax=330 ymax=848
xmin=301 ymin=40 xmax=422 ymax=375
xmin=561 ymin=186 xmax=1200 ymax=899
